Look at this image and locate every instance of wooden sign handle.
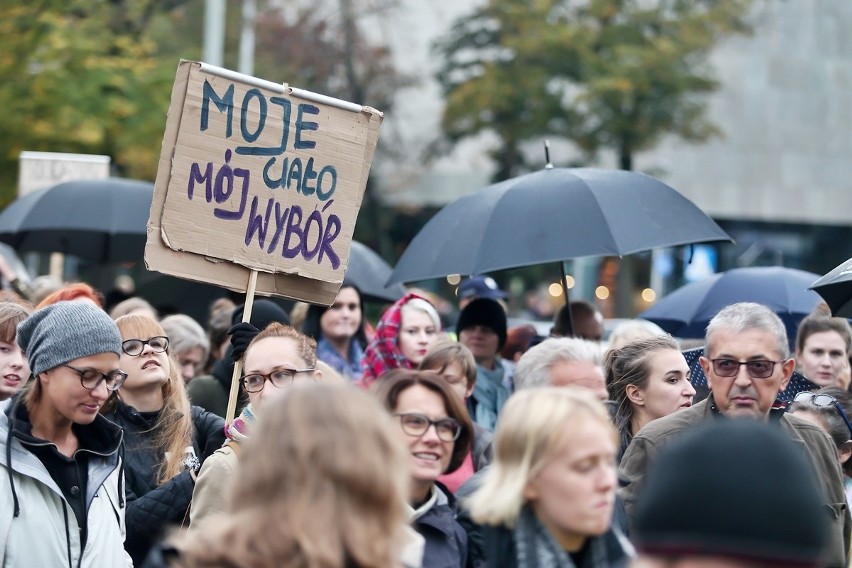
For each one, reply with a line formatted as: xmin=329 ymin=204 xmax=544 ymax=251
xmin=225 ymin=268 xmax=259 ymax=424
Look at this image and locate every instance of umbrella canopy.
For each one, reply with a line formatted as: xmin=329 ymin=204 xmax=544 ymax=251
xmin=345 ymin=241 xmax=406 ymax=303
xmin=809 ymin=257 xmax=852 ymax=318
xmin=388 ymin=167 xmax=731 ymax=284
xmin=640 ymin=266 xmax=824 ymax=345
xmin=0 ymin=178 xmax=153 ymax=264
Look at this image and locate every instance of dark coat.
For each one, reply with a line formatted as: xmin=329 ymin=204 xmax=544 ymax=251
xmin=185 ymin=348 xmax=248 ymax=419
xmin=461 ymin=522 xmax=631 ymax=568
xmin=619 ymin=397 xmax=851 ymax=568
xmin=104 ymin=401 xmax=225 ymax=567
xmin=416 ymin=483 xmax=468 ymax=568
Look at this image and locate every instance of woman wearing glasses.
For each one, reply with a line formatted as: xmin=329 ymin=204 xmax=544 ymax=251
xmin=788 ymin=386 xmax=852 ymax=506
xmin=374 ymin=370 xmax=474 ymax=568
xmin=102 ymin=314 xmax=225 ymax=567
xmin=189 ymin=322 xmax=322 ymax=529
xmin=0 ymin=301 xmax=132 ymax=566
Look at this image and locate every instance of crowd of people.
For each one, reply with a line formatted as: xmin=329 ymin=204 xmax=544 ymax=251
xmin=0 ymin=273 xmax=850 ymax=568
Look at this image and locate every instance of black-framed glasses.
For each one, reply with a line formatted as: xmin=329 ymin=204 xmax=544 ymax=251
xmin=62 ymin=364 xmax=127 ymax=392
xmin=395 ymin=413 xmax=462 ymax=442
xmin=710 ymin=358 xmax=781 ymax=379
xmin=240 ymin=367 xmax=315 ymax=393
xmin=122 ymin=336 xmax=169 ymax=356
xmin=793 ymin=392 xmax=852 ymax=438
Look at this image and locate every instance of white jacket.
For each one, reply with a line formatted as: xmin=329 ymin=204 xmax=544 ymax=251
xmin=0 ymin=398 xmax=133 ymax=567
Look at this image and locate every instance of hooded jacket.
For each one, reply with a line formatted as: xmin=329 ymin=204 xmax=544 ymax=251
xmin=619 ymin=397 xmax=851 ymax=568
xmin=0 ymin=397 xmax=131 ymax=567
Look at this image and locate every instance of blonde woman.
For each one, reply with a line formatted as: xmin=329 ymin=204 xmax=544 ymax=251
xmin=103 ymin=315 xmax=225 ymax=567
xmin=145 ymin=383 xmax=419 ymax=568
xmin=465 ymin=387 xmax=632 ymax=568
xmin=189 ymin=322 xmax=322 ymax=528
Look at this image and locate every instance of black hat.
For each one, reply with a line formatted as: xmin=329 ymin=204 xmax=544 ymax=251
xmin=456 ymin=298 xmax=507 ymax=349
xmin=633 ymin=420 xmax=828 ymax=568
xmin=232 ymin=299 xmax=291 ymax=329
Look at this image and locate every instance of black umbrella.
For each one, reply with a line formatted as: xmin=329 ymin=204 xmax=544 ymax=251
xmin=809 ymin=257 xmax=852 ymax=318
xmin=387 ymin=167 xmax=732 ymax=284
xmin=640 ymin=266 xmax=823 ymax=347
xmin=345 ymin=241 xmax=406 ymax=303
xmin=0 ymin=178 xmax=153 ymax=263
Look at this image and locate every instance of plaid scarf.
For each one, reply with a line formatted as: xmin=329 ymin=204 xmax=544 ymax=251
xmin=361 ymin=292 xmax=433 ymax=386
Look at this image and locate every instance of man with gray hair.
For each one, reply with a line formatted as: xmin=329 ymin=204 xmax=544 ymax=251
xmin=514 ymin=336 xmax=607 ymax=400
xmin=620 ymin=302 xmax=850 ymax=567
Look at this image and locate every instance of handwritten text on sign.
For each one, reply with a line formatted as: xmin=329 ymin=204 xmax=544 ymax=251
xmin=159 ymin=63 xmax=378 ymax=282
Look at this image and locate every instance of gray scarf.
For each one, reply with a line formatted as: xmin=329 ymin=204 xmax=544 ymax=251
xmin=513 ymin=506 xmax=609 ymax=568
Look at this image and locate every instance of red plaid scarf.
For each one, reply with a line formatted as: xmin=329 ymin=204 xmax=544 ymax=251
xmin=360 ymin=292 xmax=435 ymax=387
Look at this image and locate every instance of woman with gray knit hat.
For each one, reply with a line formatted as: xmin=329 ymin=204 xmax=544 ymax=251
xmin=0 ymin=301 xmax=132 ymax=566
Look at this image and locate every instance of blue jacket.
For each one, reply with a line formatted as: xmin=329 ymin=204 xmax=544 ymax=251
xmin=413 ymin=483 xmax=467 ymax=568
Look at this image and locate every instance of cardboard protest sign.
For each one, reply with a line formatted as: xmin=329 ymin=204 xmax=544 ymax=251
xmin=146 ymin=60 xmax=382 ymax=305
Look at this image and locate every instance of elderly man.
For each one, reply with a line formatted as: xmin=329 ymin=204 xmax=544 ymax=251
xmin=514 ymin=336 xmax=608 ymax=400
xmin=620 ymin=302 xmax=850 ymax=568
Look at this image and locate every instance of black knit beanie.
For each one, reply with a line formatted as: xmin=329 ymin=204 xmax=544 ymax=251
xmin=231 ymin=299 xmax=291 ymax=329
xmin=456 ymin=298 xmax=507 ymax=349
xmin=633 ymin=419 xmax=829 ymax=568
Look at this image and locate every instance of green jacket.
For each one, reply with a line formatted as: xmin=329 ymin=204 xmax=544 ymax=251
xmin=619 ymin=397 xmax=851 ymax=568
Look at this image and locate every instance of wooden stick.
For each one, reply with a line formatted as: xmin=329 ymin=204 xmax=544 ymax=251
xmin=225 ymin=268 xmax=259 ymax=424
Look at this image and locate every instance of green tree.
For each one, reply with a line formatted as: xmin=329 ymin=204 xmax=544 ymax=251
xmin=0 ymin=0 xmax=410 ymax=212
xmin=0 ymin=0 xmax=197 ymax=203
xmin=434 ymin=0 xmax=752 ymax=176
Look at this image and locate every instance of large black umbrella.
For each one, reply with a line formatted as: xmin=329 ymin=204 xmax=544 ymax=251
xmin=809 ymin=257 xmax=852 ymax=318
xmin=387 ymin=167 xmax=731 ymax=284
xmin=0 ymin=178 xmax=153 ymax=263
xmin=345 ymin=241 xmax=406 ymax=303
xmin=640 ymin=266 xmax=823 ymax=346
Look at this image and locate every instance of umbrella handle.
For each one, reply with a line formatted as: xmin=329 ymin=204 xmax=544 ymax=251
xmin=226 ymin=268 xmax=259 ymax=424
xmin=560 ymin=261 xmax=574 ymax=336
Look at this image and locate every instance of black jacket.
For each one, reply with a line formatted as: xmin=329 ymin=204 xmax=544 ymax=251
xmin=416 ymin=483 xmax=468 ymax=568
xmin=104 ymin=400 xmax=225 ymax=567
xmin=462 ymin=522 xmax=631 ymax=568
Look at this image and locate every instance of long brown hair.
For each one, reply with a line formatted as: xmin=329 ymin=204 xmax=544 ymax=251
xmin=170 ymin=383 xmax=411 ymax=567
xmin=114 ymin=314 xmax=194 ymax=484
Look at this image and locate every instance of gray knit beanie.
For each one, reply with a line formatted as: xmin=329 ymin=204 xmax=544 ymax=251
xmin=17 ymin=301 xmax=122 ymax=377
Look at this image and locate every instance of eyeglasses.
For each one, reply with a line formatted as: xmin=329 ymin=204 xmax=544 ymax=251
xmin=709 ymin=358 xmax=781 ymax=379
xmin=793 ymin=392 xmax=852 ymax=437
xmin=395 ymin=413 xmax=462 ymax=442
xmin=62 ymin=364 xmax=127 ymax=392
xmin=122 ymin=336 xmax=169 ymax=356
xmin=241 ymin=367 xmax=315 ymax=393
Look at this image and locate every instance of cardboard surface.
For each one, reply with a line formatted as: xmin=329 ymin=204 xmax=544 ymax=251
xmin=146 ymin=61 xmax=382 ymax=304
